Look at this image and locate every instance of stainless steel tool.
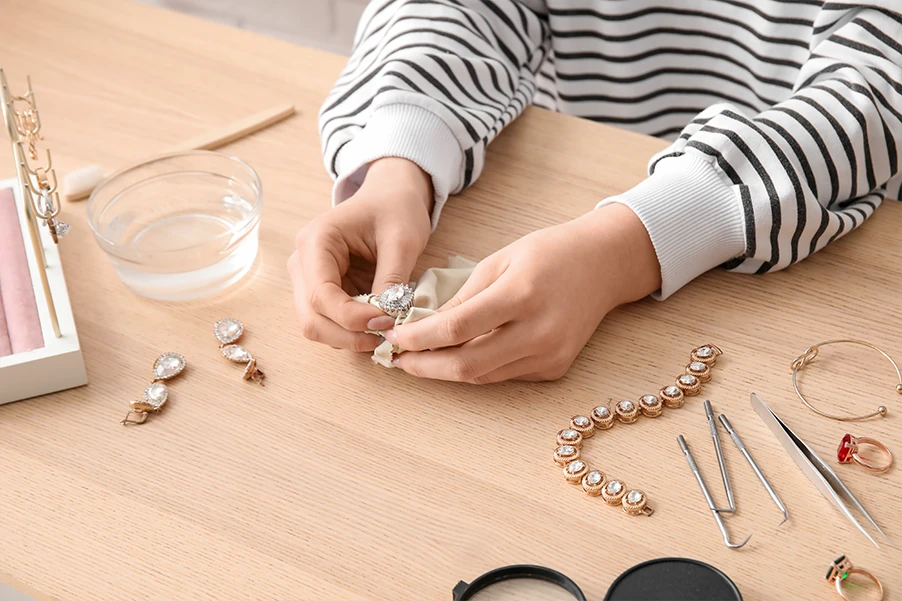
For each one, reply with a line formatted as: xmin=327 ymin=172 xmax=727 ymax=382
xmin=751 ymin=392 xmax=887 ymax=548
xmin=704 ymin=400 xmax=735 ymax=513
xmin=678 ymin=435 xmax=752 ymax=549
xmin=718 ymin=412 xmax=789 ymax=525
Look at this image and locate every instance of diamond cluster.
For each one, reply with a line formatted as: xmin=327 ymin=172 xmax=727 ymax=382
xmin=214 ymin=318 xmax=244 ymax=344
xmin=153 ymin=352 xmax=186 ymax=380
xmin=376 ymin=283 xmax=415 ymax=316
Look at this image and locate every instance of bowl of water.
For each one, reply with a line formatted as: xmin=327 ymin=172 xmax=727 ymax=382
xmin=88 ymin=151 xmax=262 ymax=300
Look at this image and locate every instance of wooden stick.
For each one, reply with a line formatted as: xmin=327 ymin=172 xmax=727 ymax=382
xmin=62 ymin=104 xmax=296 ymax=202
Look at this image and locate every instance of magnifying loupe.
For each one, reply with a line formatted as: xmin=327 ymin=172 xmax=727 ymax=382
xmin=453 ymin=565 xmax=586 ymax=601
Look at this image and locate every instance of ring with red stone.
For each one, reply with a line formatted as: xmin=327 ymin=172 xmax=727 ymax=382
xmin=557 ymin=428 xmax=583 ymax=448
xmin=638 ymin=394 xmax=664 ymax=417
xmin=563 ymin=459 xmax=589 ymax=484
xmin=570 ymin=415 xmax=596 ymax=438
xmin=600 ymin=479 xmax=627 ymax=505
xmin=581 ymin=470 xmax=606 ymax=496
xmin=591 ymin=405 xmax=615 ymax=430
xmin=837 ymin=434 xmax=894 ymax=473
xmin=675 ymin=373 xmax=702 ymax=396
xmin=554 ymin=445 xmax=581 ymax=466
xmin=621 ymin=489 xmax=654 ymax=516
xmin=691 ymin=344 xmax=722 ymax=366
xmin=686 ymin=361 xmax=712 ymax=383
xmin=660 ymin=385 xmax=685 ymax=408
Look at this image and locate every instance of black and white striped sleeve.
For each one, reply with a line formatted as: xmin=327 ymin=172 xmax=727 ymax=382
xmin=599 ymin=2 xmax=902 ymax=298
xmin=319 ymin=0 xmax=549 ymax=227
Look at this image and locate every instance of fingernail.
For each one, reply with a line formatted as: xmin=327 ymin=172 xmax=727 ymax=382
xmin=383 ymin=329 xmax=399 ymax=345
xmin=367 ymin=316 xmax=396 ymax=331
xmin=391 ymin=356 xmax=402 ymax=369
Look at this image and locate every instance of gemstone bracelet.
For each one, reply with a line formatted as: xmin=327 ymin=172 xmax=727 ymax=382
xmin=553 ymin=345 xmax=723 ymax=516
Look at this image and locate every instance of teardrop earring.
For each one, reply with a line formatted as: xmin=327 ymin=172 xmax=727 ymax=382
xmin=121 ymin=352 xmax=187 ymax=425
xmin=214 ymin=318 xmax=265 ymax=385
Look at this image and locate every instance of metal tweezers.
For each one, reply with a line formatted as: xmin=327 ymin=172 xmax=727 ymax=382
xmin=751 ymin=392 xmax=888 ymax=548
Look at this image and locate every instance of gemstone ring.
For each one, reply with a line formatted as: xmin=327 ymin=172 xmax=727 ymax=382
xmin=375 ymin=283 xmax=415 ymax=317
xmin=837 ymin=433 xmax=893 ymax=473
xmin=826 ymin=555 xmax=883 ymax=600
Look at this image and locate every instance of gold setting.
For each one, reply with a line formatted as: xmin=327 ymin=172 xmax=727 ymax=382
xmin=600 ymin=480 xmax=627 ymax=505
xmin=614 ymin=400 xmax=640 ymax=424
xmin=581 ymin=470 xmax=606 ymax=496
xmin=554 ymin=445 xmax=581 ymax=466
xmin=591 ymin=405 xmax=615 ymax=429
xmin=660 ymin=385 xmax=685 ymax=408
xmin=639 ymin=394 xmax=664 ymax=418
xmin=563 ymin=460 xmax=589 ymax=484
xmin=676 ymin=373 xmax=702 ymax=396
xmin=686 ymin=361 xmax=712 ymax=382
xmin=557 ymin=428 xmax=583 ymax=448
xmin=622 ymin=490 xmax=654 ymax=516
xmin=570 ymin=415 xmax=596 ymax=438
xmin=552 ymin=345 xmax=722 ymax=516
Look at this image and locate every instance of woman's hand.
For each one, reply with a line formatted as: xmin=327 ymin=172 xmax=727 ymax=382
xmin=386 ymin=204 xmax=662 ymax=382
xmin=288 ymin=158 xmax=433 ymax=351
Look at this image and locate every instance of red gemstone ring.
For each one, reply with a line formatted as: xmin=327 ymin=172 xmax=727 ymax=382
xmin=837 ymin=434 xmax=894 ymax=473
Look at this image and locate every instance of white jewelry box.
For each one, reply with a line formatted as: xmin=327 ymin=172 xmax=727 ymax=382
xmin=0 ymin=177 xmax=87 ymax=403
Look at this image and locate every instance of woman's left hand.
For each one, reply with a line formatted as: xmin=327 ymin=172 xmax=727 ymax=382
xmin=385 ymin=203 xmax=662 ymax=383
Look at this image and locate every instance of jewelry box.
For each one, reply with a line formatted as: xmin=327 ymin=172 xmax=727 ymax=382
xmin=0 ymin=176 xmax=87 ymax=403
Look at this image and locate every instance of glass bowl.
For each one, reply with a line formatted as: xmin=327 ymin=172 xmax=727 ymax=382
xmin=87 ymin=151 xmax=262 ymax=300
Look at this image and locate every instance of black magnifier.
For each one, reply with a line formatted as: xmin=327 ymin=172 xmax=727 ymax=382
xmin=453 ymin=565 xmax=586 ymax=601
xmin=454 ymin=558 xmax=741 ymax=601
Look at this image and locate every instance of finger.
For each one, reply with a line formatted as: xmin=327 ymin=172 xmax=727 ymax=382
xmin=372 ymin=236 xmax=419 ymax=294
xmin=296 ymin=301 xmax=381 ymax=352
xmin=436 ymin=257 xmax=507 ymax=313
xmin=467 ymin=356 xmax=548 ymax=384
xmin=389 ymin=275 xmax=513 ymax=351
xmin=392 ymin=327 xmax=528 ymax=382
xmin=301 ymin=242 xmax=382 ymax=331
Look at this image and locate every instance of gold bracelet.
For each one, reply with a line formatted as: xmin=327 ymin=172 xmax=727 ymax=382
xmin=554 ymin=344 xmax=723 ymax=516
xmin=791 ymin=339 xmax=901 ymax=421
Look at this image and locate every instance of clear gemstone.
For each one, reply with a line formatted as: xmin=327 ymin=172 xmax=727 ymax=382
xmin=586 ymin=471 xmax=603 ymax=486
xmin=53 ymin=221 xmax=70 ymax=237
xmin=573 ymin=416 xmax=590 ymax=427
xmin=387 ymin=287 xmax=404 ymax=301
xmin=641 ymin=395 xmax=658 ymax=407
xmin=617 ymin=400 xmax=634 ymax=412
xmin=606 ymin=481 xmax=623 ymax=495
xmin=593 ymin=406 xmax=610 ymax=418
xmin=143 ymin=382 xmax=169 ymax=408
xmin=557 ymin=446 xmax=576 ymax=457
xmin=222 ymin=344 xmax=252 ymax=363
xmin=679 ymin=374 xmax=698 ymax=385
xmin=214 ymin=318 xmax=244 ymax=344
xmin=627 ymin=490 xmax=644 ymax=504
xmin=561 ymin=429 xmax=579 ymax=440
xmin=664 ymin=386 xmax=681 ymax=396
xmin=696 ymin=346 xmax=714 ymax=358
xmin=153 ymin=353 xmax=186 ymax=379
xmin=689 ymin=362 xmax=706 ymax=372
xmin=566 ymin=460 xmax=586 ymax=474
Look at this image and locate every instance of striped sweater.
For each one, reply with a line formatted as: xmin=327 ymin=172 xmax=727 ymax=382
xmin=319 ymin=0 xmax=902 ymax=298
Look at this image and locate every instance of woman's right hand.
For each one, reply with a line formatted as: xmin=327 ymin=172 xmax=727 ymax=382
xmin=288 ymin=157 xmax=434 ymax=351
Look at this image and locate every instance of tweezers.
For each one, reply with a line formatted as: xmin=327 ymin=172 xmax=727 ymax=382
xmin=751 ymin=392 xmax=888 ymax=548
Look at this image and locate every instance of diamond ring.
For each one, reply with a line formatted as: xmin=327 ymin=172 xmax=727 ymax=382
xmin=376 ymin=283 xmax=415 ymax=317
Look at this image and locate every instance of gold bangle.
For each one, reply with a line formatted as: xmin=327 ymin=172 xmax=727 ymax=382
xmin=791 ymin=339 xmax=901 ymax=421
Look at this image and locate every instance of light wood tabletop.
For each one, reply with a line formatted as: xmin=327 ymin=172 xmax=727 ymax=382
xmin=1 ymin=0 xmax=900 ymax=599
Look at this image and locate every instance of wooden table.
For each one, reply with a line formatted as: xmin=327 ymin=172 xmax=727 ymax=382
xmin=1 ymin=1 xmax=899 ymax=599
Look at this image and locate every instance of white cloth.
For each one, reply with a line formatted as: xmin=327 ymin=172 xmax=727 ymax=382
xmin=354 ymin=256 xmax=476 ymax=367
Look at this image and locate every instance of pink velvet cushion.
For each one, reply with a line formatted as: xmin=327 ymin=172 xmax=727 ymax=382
xmin=0 ymin=187 xmax=44 ymax=354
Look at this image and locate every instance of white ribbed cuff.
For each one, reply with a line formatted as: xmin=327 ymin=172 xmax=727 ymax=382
xmin=333 ymin=104 xmax=464 ymax=230
xmin=596 ymin=153 xmax=747 ymax=300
